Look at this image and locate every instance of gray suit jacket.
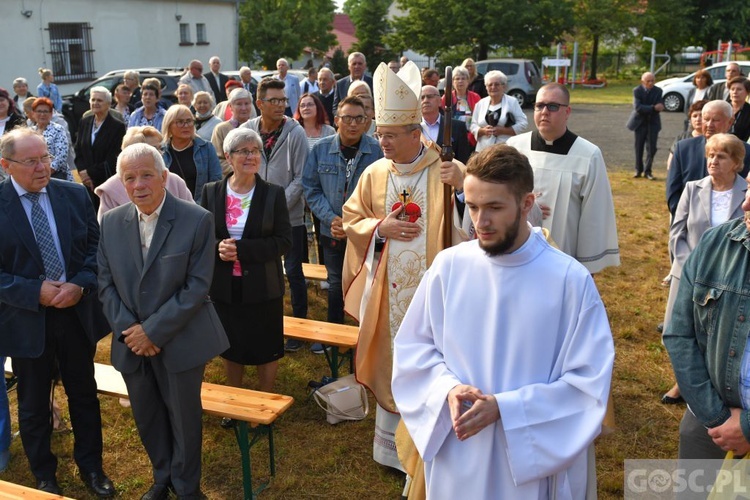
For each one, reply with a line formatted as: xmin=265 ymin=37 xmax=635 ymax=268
xmin=669 ymin=174 xmax=747 ymax=278
xmin=97 ymin=191 xmax=228 ymax=374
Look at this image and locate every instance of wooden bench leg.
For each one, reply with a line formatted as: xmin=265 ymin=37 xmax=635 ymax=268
xmin=234 ymin=422 xmax=275 ymax=499
xmin=235 ymin=422 xmax=254 ymax=500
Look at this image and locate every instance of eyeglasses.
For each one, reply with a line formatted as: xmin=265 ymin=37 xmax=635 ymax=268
xmin=298 ymin=102 xmax=316 ymax=109
xmin=486 ymin=82 xmax=506 ymax=88
xmin=337 ymin=115 xmax=368 ymax=124
xmin=533 ymin=102 xmax=569 ymax=112
xmin=420 ymin=94 xmax=440 ymax=100
xmin=260 ymin=97 xmax=289 ymax=106
xmin=5 ymin=154 xmax=54 ymax=167
xmin=174 ymin=119 xmax=195 ymax=127
xmin=231 ymin=148 xmax=261 ymax=158
xmin=373 ymin=130 xmax=414 ymax=142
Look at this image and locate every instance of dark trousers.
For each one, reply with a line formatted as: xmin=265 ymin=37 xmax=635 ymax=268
xmin=13 ymin=307 xmax=102 ymax=481
xmin=123 ymin=358 xmax=205 ymax=496
xmin=323 ymin=240 xmax=345 ymax=324
xmin=284 ymin=225 xmax=308 ymax=319
xmin=634 ymin=123 xmax=659 ymax=175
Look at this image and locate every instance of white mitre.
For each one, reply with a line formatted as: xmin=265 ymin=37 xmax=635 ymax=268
xmin=374 ymin=61 xmax=422 ymax=126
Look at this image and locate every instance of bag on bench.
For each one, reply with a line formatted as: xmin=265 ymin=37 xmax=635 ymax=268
xmin=313 ymin=374 xmax=369 ymax=425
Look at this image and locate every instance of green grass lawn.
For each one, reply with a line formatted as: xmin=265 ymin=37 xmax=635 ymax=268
xmin=569 ymin=82 xmax=637 ymax=106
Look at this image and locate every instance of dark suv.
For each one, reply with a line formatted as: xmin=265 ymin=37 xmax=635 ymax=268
xmin=62 ymin=68 xmax=182 ymax=135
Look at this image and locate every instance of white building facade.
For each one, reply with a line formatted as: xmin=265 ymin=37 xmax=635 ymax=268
xmin=1 ymin=0 xmax=240 ymax=95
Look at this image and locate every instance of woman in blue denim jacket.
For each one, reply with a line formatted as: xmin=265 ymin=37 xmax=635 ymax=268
xmin=161 ymin=104 xmax=222 ymax=204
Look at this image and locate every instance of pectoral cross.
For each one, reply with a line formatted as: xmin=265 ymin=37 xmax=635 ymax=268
xmin=399 ymin=189 xmax=410 ymax=220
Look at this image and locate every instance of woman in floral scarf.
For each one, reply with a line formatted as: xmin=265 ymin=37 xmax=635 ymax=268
xmin=200 ymin=128 xmax=292 ymax=428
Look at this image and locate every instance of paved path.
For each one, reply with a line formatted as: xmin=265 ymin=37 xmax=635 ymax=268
xmin=519 ymin=103 xmax=686 ymax=173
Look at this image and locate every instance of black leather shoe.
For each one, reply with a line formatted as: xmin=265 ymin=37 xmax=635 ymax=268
xmin=81 ymin=470 xmax=116 ymax=498
xmin=141 ymin=483 xmax=174 ymax=500
xmin=177 ymin=491 xmax=207 ymax=500
xmin=661 ymin=393 xmax=685 ymax=405
xmin=37 ymin=478 xmax=62 ymax=495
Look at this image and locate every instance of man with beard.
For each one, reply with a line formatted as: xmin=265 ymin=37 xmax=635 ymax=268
xmin=507 ymin=83 xmax=620 ymax=273
xmin=392 ymin=145 xmax=614 ymax=499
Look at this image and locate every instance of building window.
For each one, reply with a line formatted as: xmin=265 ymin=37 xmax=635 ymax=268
xmin=196 ymin=23 xmax=208 ymax=45
xmin=180 ymin=23 xmax=193 ymax=45
xmin=46 ymin=23 xmax=95 ymax=83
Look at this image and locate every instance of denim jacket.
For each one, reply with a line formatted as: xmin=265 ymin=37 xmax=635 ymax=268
xmin=162 ymin=136 xmax=222 ymax=204
xmin=664 ymin=218 xmax=750 ymax=439
xmin=302 ymin=134 xmax=383 ymax=239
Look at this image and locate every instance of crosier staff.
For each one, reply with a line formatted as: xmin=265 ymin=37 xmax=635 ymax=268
xmin=440 ymin=66 xmax=453 ymax=249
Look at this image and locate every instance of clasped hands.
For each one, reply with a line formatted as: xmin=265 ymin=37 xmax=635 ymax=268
xmin=447 ymin=384 xmax=500 ymax=441
xmin=708 ymin=408 xmax=750 ymax=455
xmin=39 ymin=281 xmax=82 ymax=308
xmin=122 ymin=323 xmax=161 ymax=357
xmin=218 ymin=238 xmax=238 ymax=262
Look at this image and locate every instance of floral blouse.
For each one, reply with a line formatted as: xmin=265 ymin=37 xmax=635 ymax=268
xmin=226 ymin=185 xmax=254 ymax=276
xmin=33 ymin=122 xmax=71 ymax=180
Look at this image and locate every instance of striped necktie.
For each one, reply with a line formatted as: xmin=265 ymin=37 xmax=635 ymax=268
xmin=24 ymin=192 xmax=64 ymax=281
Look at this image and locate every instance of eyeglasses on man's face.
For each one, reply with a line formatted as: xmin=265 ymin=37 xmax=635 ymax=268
xmin=533 ymin=102 xmax=569 ymax=112
xmin=337 ymin=115 xmax=368 ymax=124
xmin=260 ymin=97 xmax=289 ymax=106
xmin=5 ymin=154 xmax=54 ymax=167
xmin=373 ymin=130 xmax=413 ymax=142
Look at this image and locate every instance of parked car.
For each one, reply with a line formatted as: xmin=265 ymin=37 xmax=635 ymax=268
xmin=62 ymin=68 xmax=182 ymax=135
xmin=656 ymin=61 xmax=750 ymax=112
xmin=474 ymin=59 xmax=543 ymax=107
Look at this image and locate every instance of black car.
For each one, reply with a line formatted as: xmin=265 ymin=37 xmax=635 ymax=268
xmin=62 ymin=68 xmax=182 ymax=137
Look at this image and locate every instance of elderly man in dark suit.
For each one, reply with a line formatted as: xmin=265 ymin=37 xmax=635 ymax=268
xmin=419 ymin=85 xmax=472 ymax=164
xmin=333 ymin=52 xmax=373 ymax=116
xmin=97 ymin=143 xmax=228 ymax=500
xmin=0 ymin=129 xmax=114 ymax=497
xmin=627 ymin=72 xmax=664 ymax=180
xmin=207 ymin=56 xmax=229 ymax=103
xmin=667 ymin=100 xmax=750 ymax=217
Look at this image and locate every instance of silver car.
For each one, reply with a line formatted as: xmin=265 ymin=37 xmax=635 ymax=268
xmin=656 ymin=61 xmax=750 ymax=112
xmin=475 ymin=58 xmax=543 ymax=107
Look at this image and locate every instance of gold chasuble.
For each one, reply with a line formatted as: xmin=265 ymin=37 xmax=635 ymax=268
xmin=343 ymin=146 xmax=466 ymax=412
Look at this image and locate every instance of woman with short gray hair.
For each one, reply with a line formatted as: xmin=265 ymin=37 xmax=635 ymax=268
xmin=470 ymin=70 xmax=527 ymax=151
xmin=201 ymin=127 xmax=291 ymax=424
xmin=193 ymin=91 xmax=221 ymax=142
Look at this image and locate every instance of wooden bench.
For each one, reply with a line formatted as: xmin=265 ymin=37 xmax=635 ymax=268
xmin=0 ymin=479 xmax=74 ymax=499
xmin=302 ymin=263 xmax=327 ymax=282
xmin=283 ymin=316 xmax=358 ymax=379
xmin=4 ymin=360 xmax=293 ymax=500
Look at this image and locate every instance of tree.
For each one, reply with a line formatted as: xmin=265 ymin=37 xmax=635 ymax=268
xmin=571 ymin=0 xmax=637 ymax=80
xmin=635 ymin=0 xmax=695 ymax=58
xmin=695 ymin=0 xmax=750 ymax=51
xmin=344 ymin=0 xmax=395 ymax=68
xmin=388 ymin=0 xmax=573 ymax=61
xmin=239 ymin=0 xmax=337 ymax=69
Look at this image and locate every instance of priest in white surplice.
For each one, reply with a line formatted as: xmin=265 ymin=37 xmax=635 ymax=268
xmin=507 ymin=83 xmax=620 ymax=273
xmin=343 ymin=62 xmax=469 ymax=474
xmin=392 ymin=145 xmax=614 ymax=499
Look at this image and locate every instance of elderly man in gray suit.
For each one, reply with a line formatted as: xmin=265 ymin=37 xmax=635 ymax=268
xmin=97 ymin=143 xmax=228 ymax=500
